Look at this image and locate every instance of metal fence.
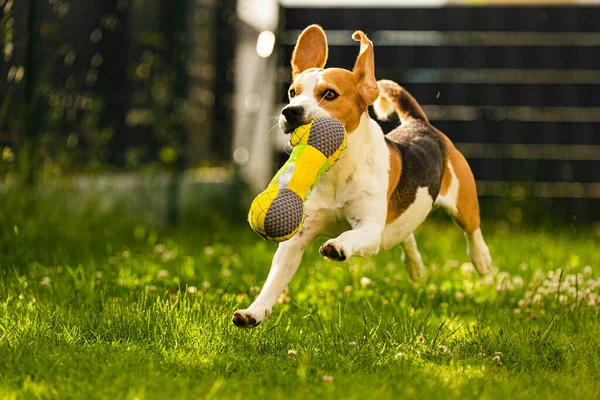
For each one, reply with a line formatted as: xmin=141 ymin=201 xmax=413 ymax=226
xmin=3 ymin=1 xmax=599 ymax=223
xmin=281 ymin=5 xmax=600 ymax=221
xmin=0 ymin=0 xmax=236 ymax=169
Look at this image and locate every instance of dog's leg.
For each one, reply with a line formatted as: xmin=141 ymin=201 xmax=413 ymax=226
xmin=437 ymin=147 xmax=492 ymax=276
xmin=319 ymin=199 xmax=386 ymax=261
xmin=401 ymin=233 xmax=425 ymax=281
xmin=464 ymin=228 xmax=492 ymax=276
xmin=232 ymin=220 xmax=320 ymax=328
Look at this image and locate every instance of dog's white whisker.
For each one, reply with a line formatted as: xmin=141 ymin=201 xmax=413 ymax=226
xmin=316 ymin=93 xmax=328 ymax=106
xmin=265 ymin=122 xmax=280 ymax=136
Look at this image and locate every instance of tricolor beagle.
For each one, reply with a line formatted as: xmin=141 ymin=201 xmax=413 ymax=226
xmin=233 ymin=25 xmax=492 ymax=328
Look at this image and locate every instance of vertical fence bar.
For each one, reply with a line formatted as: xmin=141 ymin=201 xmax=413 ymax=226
xmin=23 ymin=0 xmax=41 ymax=184
xmin=211 ymin=0 xmax=236 ymax=162
xmin=165 ymin=0 xmax=189 ymax=226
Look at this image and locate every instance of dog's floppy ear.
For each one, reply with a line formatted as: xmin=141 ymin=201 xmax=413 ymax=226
xmin=291 ymin=25 xmax=328 ymax=79
xmin=352 ymin=31 xmax=379 ymax=106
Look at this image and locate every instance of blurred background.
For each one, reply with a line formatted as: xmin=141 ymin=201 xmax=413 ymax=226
xmin=1 ymin=0 xmax=599 ymax=230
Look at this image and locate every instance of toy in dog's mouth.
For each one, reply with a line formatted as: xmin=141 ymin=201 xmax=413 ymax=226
xmin=248 ymin=118 xmax=347 ymax=242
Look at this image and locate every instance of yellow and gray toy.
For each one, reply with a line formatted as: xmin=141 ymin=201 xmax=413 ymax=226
xmin=248 ymin=118 xmax=347 ymax=242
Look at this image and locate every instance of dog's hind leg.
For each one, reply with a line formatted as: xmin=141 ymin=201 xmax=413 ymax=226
xmin=436 ymin=141 xmax=492 ymax=276
xmin=401 ymin=233 xmax=425 ymax=281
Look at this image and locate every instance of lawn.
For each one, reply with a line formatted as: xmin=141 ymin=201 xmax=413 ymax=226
xmin=1 ymin=191 xmax=599 ymax=399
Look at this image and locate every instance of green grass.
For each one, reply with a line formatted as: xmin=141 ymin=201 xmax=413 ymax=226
xmin=1 ymin=193 xmax=600 ymax=399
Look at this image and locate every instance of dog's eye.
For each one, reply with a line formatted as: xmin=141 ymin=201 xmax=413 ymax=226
xmin=289 ymin=88 xmax=296 ymax=98
xmin=324 ymin=90 xmax=338 ymax=100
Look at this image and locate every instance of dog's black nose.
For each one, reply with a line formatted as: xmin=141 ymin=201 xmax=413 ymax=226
xmin=281 ymin=106 xmax=304 ymax=121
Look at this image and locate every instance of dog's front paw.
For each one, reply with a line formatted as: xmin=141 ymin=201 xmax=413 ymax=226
xmin=320 ymin=239 xmax=350 ymax=261
xmin=231 ymin=308 xmax=270 ymax=328
xmin=471 ymin=251 xmax=492 ymax=277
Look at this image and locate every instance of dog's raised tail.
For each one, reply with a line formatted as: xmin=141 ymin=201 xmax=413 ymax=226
xmin=373 ymin=79 xmax=428 ymax=124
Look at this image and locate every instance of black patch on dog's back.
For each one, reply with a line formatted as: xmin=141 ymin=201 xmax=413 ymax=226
xmin=385 ymin=120 xmax=445 ymax=215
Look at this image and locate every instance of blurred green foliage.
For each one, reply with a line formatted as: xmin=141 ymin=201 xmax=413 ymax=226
xmin=0 ymin=0 xmax=189 ymax=181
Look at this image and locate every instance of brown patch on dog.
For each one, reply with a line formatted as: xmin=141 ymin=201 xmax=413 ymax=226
xmin=376 ymin=79 xmax=482 ymax=234
xmin=438 ymin=154 xmax=452 ymax=197
xmin=289 ymin=30 xmax=379 ymax=134
xmin=385 ymin=143 xmax=402 ymax=223
xmin=313 ymin=68 xmax=369 ymax=133
xmin=351 ymin=31 xmax=379 ymax=106
xmin=438 ymin=133 xmax=481 ymax=233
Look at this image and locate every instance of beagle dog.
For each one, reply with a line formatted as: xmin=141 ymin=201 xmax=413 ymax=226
xmin=232 ymin=25 xmax=492 ymax=328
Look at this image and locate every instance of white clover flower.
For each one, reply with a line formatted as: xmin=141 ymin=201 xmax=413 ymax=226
xmin=519 ymin=263 xmax=529 ymax=271
xmin=360 ymin=277 xmax=372 ymax=288
xmin=533 ymin=270 xmax=545 ymax=282
xmin=455 ymin=291 xmax=465 ymax=302
xmin=497 ymin=271 xmax=511 ymax=281
xmin=277 ymin=292 xmax=291 ymax=304
xmin=236 ymin=293 xmax=248 ymax=302
xmin=460 ymin=263 xmax=475 ymax=274
xmin=288 ymin=350 xmax=297 ymax=359
xmin=161 ymin=251 xmax=175 ymax=262
xmin=203 ymin=246 xmax=214 ymax=257
xmin=462 ymin=280 xmax=474 ymax=294
xmin=427 ymin=284 xmax=437 ymax=295
xmin=518 ymin=299 xmax=529 ymax=308
xmin=558 ymin=294 xmax=568 ymax=303
xmin=154 ymin=244 xmax=166 ymax=255
xmin=512 ymin=276 xmax=524 ymax=288
xmin=250 ymin=286 xmax=260 ymax=296
xmin=157 ymin=269 xmax=170 ymax=279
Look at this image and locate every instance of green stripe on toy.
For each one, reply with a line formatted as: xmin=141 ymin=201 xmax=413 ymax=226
xmin=248 ymin=118 xmax=347 ymax=242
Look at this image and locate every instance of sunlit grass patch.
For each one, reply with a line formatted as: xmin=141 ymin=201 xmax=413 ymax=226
xmin=1 ymin=203 xmax=599 ymax=399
